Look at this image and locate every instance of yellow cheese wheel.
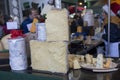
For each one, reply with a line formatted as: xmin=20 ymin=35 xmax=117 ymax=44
xmin=1 ymin=34 xmax=11 ymax=50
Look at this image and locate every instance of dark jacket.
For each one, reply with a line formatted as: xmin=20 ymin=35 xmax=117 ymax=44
xmin=21 ymin=17 xmax=33 ymax=34
xmin=102 ymin=23 xmax=120 ymax=42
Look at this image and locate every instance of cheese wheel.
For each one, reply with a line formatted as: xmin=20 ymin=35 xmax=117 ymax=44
xmin=0 ymin=41 xmax=3 ymax=51
xmin=1 ymin=34 xmax=11 ymax=50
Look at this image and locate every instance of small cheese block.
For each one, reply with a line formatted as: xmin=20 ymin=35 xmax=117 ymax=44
xmin=73 ymin=58 xmax=81 ymax=69
xmin=1 ymin=34 xmax=11 ymax=50
xmin=45 ymin=9 xmax=69 ymax=41
xmin=85 ymin=54 xmax=92 ymax=64
xmin=103 ymin=58 xmax=111 ymax=68
xmin=30 ymin=40 xmax=68 ymax=74
xmin=96 ymin=54 xmax=103 ymax=68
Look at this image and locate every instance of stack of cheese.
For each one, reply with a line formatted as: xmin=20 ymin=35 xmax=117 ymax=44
xmin=30 ymin=9 xmax=69 ymax=74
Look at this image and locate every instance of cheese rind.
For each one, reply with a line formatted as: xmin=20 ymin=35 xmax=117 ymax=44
xmin=1 ymin=34 xmax=11 ymax=50
xmin=30 ymin=40 xmax=68 ymax=73
xmin=46 ymin=9 xmax=69 ymax=41
xmin=0 ymin=41 xmax=3 ymax=51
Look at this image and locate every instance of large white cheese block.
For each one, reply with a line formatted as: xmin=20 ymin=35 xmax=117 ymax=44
xmin=30 ymin=40 xmax=68 ymax=73
xmin=45 ymin=9 xmax=69 ymax=41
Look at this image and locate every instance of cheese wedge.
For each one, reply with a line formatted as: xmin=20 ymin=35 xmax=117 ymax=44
xmin=1 ymin=34 xmax=11 ymax=50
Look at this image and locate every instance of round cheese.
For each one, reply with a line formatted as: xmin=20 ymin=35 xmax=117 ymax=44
xmin=1 ymin=34 xmax=11 ymax=50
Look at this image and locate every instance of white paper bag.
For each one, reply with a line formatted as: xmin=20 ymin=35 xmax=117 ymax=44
xmin=8 ymin=37 xmax=28 ymax=70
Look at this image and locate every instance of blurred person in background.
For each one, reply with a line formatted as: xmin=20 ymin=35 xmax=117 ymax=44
xmin=3 ymin=15 xmax=13 ymax=35
xmin=0 ymin=11 xmax=4 ymax=38
xmin=21 ymin=8 xmax=39 ymax=34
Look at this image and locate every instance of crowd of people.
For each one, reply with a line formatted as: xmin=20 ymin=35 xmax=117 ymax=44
xmin=0 ymin=0 xmax=120 ymax=43
xmin=0 ymin=11 xmax=13 ymax=39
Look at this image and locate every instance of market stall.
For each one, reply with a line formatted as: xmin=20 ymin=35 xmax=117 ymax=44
xmin=0 ymin=0 xmax=120 ymax=80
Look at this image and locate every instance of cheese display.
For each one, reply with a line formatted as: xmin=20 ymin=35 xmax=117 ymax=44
xmin=30 ymin=40 xmax=68 ymax=73
xmin=45 ymin=9 xmax=69 ymax=41
xmin=1 ymin=34 xmax=11 ymax=50
xmin=68 ymin=53 xmax=117 ymax=71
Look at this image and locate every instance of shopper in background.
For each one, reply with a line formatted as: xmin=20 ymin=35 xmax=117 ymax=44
xmin=0 ymin=11 xmax=4 ymax=38
xmin=102 ymin=1 xmax=120 ymax=57
xmin=21 ymin=8 xmax=39 ymax=34
xmin=3 ymin=15 xmax=13 ymax=35
xmin=70 ymin=15 xmax=79 ymax=34
xmin=102 ymin=3 xmax=120 ymax=42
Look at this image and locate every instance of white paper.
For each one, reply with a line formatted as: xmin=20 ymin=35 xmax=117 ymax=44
xmin=36 ymin=23 xmax=46 ymax=41
xmin=27 ymin=23 xmax=32 ymax=31
xmin=8 ymin=38 xmax=28 ymax=70
xmin=55 ymin=0 xmax=62 ymax=9
xmin=7 ymin=22 xmax=18 ymax=30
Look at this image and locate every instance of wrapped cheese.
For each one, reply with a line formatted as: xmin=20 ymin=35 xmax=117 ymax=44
xmin=8 ymin=38 xmax=28 ymax=70
xmin=30 ymin=40 xmax=68 ymax=74
xmin=46 ymin=9 xmax=69 ymax=41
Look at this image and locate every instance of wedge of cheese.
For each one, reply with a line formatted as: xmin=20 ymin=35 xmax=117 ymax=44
xmin=96 ymin=54 xmax=103 ymax=68
xmin=30 ymin=40 xmax=68 ymax=74
xmin=73 ymin=58 xmax=81 ymax=69
xmin=45 ymin=9 xmax=69 ymax=41
xmin=0 ymin=41 xmax=3 ymax=51
xmin=1 ymin=34 xmax=11 ymax=50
